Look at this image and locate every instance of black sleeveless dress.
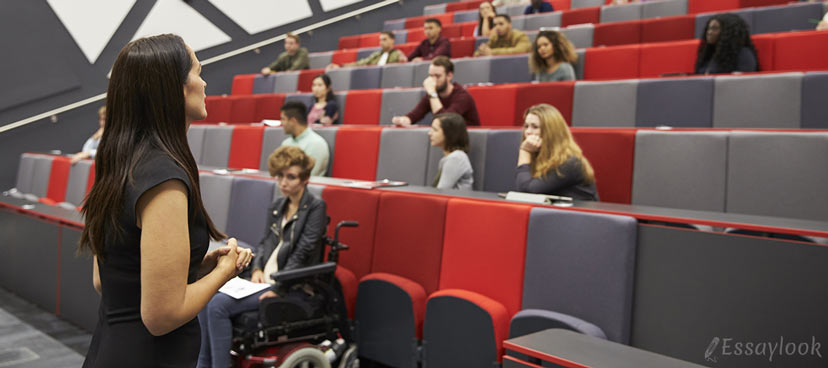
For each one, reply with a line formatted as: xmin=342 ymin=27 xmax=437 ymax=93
xmin=83 ymin=149 xmax=209 ymax=368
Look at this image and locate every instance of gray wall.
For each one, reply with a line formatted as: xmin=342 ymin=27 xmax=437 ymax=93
xmin=0 ymin=0 xmax=443 ymax=190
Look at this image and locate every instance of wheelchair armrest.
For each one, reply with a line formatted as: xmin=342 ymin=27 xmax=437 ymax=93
xmin=271 ymin=262 xmax=337 ymax=283
xmin=509 ymin=309 xmax=607 ymax=340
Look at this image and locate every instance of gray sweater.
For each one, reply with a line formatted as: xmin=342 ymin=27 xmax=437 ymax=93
xmin=435 ymin=150 xmax=474 ymax=190
xmin=533 ymin=62 xmax=576 ymax=82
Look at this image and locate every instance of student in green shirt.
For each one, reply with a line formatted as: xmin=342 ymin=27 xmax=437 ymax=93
xmin=261 ymin=33 xmax=310 ymax=74
xmin=326 ymin=32 xmax=406 ymax=70
xmin=278 ymin=101 xmax=330 ymax=177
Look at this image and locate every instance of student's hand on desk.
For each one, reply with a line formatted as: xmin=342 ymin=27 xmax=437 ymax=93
xmin=411 ymin=57 xmax=423 ymax=63
xmin=391 ymin=116 xmax=412 ymax=127
xmin=477 ymin=44 xmax=492 ymax=56
xmin=260 ymin=67 xmax=272 ymax=75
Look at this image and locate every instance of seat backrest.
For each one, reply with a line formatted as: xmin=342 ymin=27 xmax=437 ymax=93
xmin=694 ymin=8 xmax=753 ymax=39
xmin=523 ymin=207 xmax=637 ymax=344
xmin=571 ymin=128 xmax=636 ymax=204
xmin=439 ymin=198 xmax=530 ymax=318
xmin=424 ymin=3 xmax=447 ymax=15
xmin=380 ymin=88 xmax=429 ymax=125
xmin=225 ymin=176 xmax=275 ymax=247
xmin=253 ymin=94 xmax=286 ymax=122
xmin=454 ymin=9 xmax=478 ymax=23
xmin=773 ymin=30 xmax=828 ymax=72
xmin=372 ymin=191 xmax=448 ymax=294
xmin=751 ymin=2 xmax=823 ymax=34
xmin=632 ymin=130 xmax=728 ymax=211
xmin=45 ymin=156 xmax=71 ymax=203
xmin=468 ymin=84 xmax=518 ymax=126
xmin=452 ymin=57 xmax=492 ymax=85
xmin=204 ymin=96 xmax=233 ymax=123
xmin=314 ymin=127 xmax=338 ymax=176
xmin=351 ymin=66 xmax=382 ymax=90
xmin=331 ymin=50 xmax=358 ymax=66
xmin=258 ymin=127 xmax=287 ymax=171
xmin=482 ymin=129 xmax=522 ymax=192
xmin=228 ymin=95 xmax=257 ymax=124
xmin=375 ymin=128 xmax=430 ymax=185
xmin=562 ymin=5 xmax=601 ymax=27
xmin=571 ymin=0 xmax=604 ymax=9
xmin=273 ymin=71 xmax=300 ymax=93
xmin=593 ymin=19 xmax=642 ymax=47
xmin=228 ymin=126 xmax=264 ymax=170
xmin=284 ymin=93 xmax=315 ymax=111
xmin=412 ymin=61 xmax=431 ymax=86
xmin=321 ymin=185 xmax=380 ymax=279
xmin=584 ymin=44 xmax=640 ymax=79
xmin=513 ymin=81 xmax=575 ymax=127
xmin=297 ymin=69 xmax=324 ymax=92
xmin=641 ymin=14 xmax=695 ymax=43
xmin=726 ymin=131 xmax=828 ymax=221
xmin=187 ymin=125 xmax=207 ymax=164
xmin=201 ymin=125 xmax=233 ymax=168
xmin=199 ymin=173 xmax=234 ymax=232
xmin=343 ymin=90 xmax=382 ymax=125
xmin=31 ymin=155 xmax=53 ymax=198
xmin=712 ymin=73 xmax=803 ymax=129
xmin=326 ymin=67 xmax=353 ymax=92
xmin=641 ymin=0 xmax=687 ymax=19
xmin=253 ymin=74 xmax=278 ymax=94
xmin=231 ymin=74 xmax=256 ymax=95
xmin=561 ymin=23 xmax=594 ymax=48
xmin=332 ymin=127 xmax=382 ymax=180
xmin=524 ymin=11 xmax=563 ymax=30
xmin=380 ymin=63 xmax=416 ymax=89
xmin=572 ymin=80 xmax=638 ymax=127
xmin=356 ymin=48 xmax=379 ymax=61
xmin=64 ymin=160 xmax=93 ymax=206
xmin=384 ymin=18 xmax=406 ymax=31
xmin=600 ymin=2 xmax=642 ymax=23
xmin=338 ymin=35 xmax=360 ymax=50
xmin=801 ymin=72 xmax=828 ymax=129
xmin=359 ymin=33 xmax=381 ymax=48
xmin=489 ymin=54 xmax=531 ymax=84
xmin=426 ymin=129 xmax=489 ymax=190
xmin=635 ymin=76 xmax=713 ymax=127
xmin=309 ymin=51 xmax=333 ymax=69
xmin=15 ymin=153 xmax=37 ymax=194
xmin=638 ymin=39 xmax=700 ymax=78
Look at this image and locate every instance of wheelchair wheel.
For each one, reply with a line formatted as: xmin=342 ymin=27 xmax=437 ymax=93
xmin=278 ymin=347 xmax=331 ymax=368
xmin=338 ymin=344 xmax=359 ymax=368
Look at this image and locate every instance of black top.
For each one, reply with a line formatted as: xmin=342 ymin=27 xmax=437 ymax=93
xmin=695 ymin=47 xmax=758 ymax=74
xmin=83 ymin=148 xmax=209 ymax=368
xmin=515 ymin=156 xmax=599 ymax=201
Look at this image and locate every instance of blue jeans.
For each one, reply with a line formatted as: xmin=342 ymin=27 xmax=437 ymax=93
xmin=197 ymin=289 xmax=268 ymax=368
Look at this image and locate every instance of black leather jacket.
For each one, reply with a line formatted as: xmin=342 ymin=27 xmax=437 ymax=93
xmin=252 ymin=189 xmax=327 ymax=274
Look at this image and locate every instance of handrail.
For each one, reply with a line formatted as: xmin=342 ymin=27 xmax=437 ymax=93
xmin=0 ymin=0 xmax=401 ymax=135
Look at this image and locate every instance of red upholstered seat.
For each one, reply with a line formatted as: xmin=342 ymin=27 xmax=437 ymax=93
xmin=335 ymin=266 xmax=358 ymax=319
xmin=397 ymin=42 xmax=419 ymax=56
xmin=571 ymin=128 xmax=636 ymax=204
xmin=231 ymin=74 xmax=256 ymax=95
xmin=45 ymin=156 xmax=71 ymax=203
xmin=204 ymin=96 xmax=232 ymax=123
xmin=513 ymin=81 xmax=575 ymax=126
xmin=331 ymin=50 xmax=358 ymax=66
xmin=297 ymin=69 xmax=324 ymax=93
xmin=338 ymin=35 xmax=360 ymax=50
xmin=406 ymin=13 xmax=453 ymax=29
xmin=450 ymin=37 xmax=476 ymax=58
xmin=561 ymin=6 xmax=600 ymax=27
xmin=772 ymin=31 xmax=828 ymax=72
xmin=688 ymin=0 xmax=739 ymax=14
xmin=638 ymin=39 xmax=700 ymax=78
xmin=641 ymin=15 xmax=695 ymax=44
xmin=406 ymin=29 xmax=427 ymax=44
xmin=442 ymin=24 xmax=463 ymax=39
xmin=253 ymin=94 xmax=286 ymax=122
xmin=460 ymin=22 xmax=477 ymax=38
xmin=228 ymin=95 xmax=257 ymax=124
xmin=321 ymin=185 xmax=380 ymax=279
xmin=584 ymin=44 xmax=640 ymax=80
xmin=468 ymin=84 xmax=519 ymax=126
xmin=593 ymin=20 xmax=642 ymax=47
xmin=86 ymin=162 xmax=95 ymax=195
xmin=371 ymin=191 xmax=447 ymax=295
xmin=343 ymin=90 xmax=382 ymax=125
xmin=549 ymin=0 xmax=570 ymax=11
xmin=228 ymin=126 xmax=264 ymax=170
xmin=751 ymin=34 xmax=776 ymax=72
xmin=331 ymin=127 xmax=382 ymax=181
xmin=358 ymin=33 xmax=381 ymax=48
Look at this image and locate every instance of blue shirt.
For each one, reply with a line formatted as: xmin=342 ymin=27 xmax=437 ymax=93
xmin=524 ymin=2 xmax=555 ymax=14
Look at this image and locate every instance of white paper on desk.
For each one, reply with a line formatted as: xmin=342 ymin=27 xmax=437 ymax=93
xmin=218 ymin=277 xmax=271 ymax=299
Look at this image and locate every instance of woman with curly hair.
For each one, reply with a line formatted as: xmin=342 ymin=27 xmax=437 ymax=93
xmin=528 ymin=30 xmax=578 ymax=82
xmin=695 ymin=13 xmax=759 ymax=74
xmin=514 ymin=104 xmax=598 ymax=201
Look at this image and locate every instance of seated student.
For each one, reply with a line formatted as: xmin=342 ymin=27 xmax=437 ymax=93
xmin=515 ymin=104 xmax=598 ymax=201
xmin=327 ymin=32 xmax=406 ymax=69
xmin=429 ymin=113 xmax=474 ymax=190
xmin=475 ymin=14 xmax=531 ymax=56
xmin=407 ymin=18 xmax=452 ymax=62
xmin=391 ymin=56 xmax=481 ymax=126
xmin=280 ymin=102 xmax=330 ymax=177
xmin=529 ymin=30 xmax=578 ymax=82
xmin=818 ymin=10 xmax=828 ymax=31
xmin=70 ymin=106 xmax=105 ymax=164
xmin=475 ymin=1 xmax=497 ymax=37
xmin=197 ymin=146 xmax=327 ymax=368
xmin=524 ymin=0 xmax=554 ymax=14
xmin=308 ymin=74 xmax=339 ymax=125
xmin=695 ymin=14 xmax=759 ymax=75
xmin=261 ymin=33 xmax=310 ymax=74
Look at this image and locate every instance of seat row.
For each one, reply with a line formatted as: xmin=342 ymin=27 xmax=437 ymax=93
xmin=197 ymin=170 xmax=639 ymax=367
xmin=423 ymin=0 xmax=792 ymax=15
xmin=221 ymin=71 xmax=828 ymax=129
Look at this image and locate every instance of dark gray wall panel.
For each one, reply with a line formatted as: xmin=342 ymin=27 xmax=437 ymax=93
xmin=59 ymin=227 xmax=99 ymax=332
xmin=632 ymin=225 xmax=828 ymax=368
xmin=7 ymin=214 xmax=59 ymax=313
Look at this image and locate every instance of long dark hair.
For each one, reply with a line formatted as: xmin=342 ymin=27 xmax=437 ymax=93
xmin=435 ymin=113 xmax=469 ymax=153
xmin=695 ymin=13 xmax=759 ymax=74
xmin=477 ymin=1 xmax=494 ymax=35
xmin=80 ymin=34 xmax=224 ymax=259
xmin=313 ymin=74 xmax=335 ymax=103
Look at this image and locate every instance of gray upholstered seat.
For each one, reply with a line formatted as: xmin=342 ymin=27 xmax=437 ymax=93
xmin=523 ymin=11 xmax=562 ymax=30
xmin=200 ymin=125 xmax=233 ymax=168
xmin=453 ymin=9 xmax=478 ymax=23
xmin=187 ymin=124 xmax=207 ymax=164
xmin=375 ymin=128 xmax=430 ymax=185
xmin=452 ymin=57 xmax=492 ymax=85
xmin=273 ymin=71 xmax=300 ymax=93
xmin=641 ymin=0 xmax=687 ymax=19
xmin=632 ymin=130 xmax=728 ymax=211
xmin=383 ymin=19 xmax=406 ymax=31
xmin=482 ymin=129 xmax=522 ymax=192
xmin=600 ymin=3 xmax=642 ymax=23
xmin=712 ymin=73 xmax=803 ymax=129
xmin=252 ymin=74 xmax=277 ymax=94
xmin=380 ymin=63 xmax=416 ymax=89
xmin=225 ymin=176 xmax=275 ymax=247
xmin=489 ymin=54 xmax=531 ymax=84
xmin=258 ymin=127 xmax=287 ymax=171
xmin=801 ymin=72 xmax=828 ymax=129
xmin=572 ymin=80 xmax=638 ymax=127
xmin=199 ymin=172 xmax=234 ymax=232
xmin=63 ymin=160 xmax=93 ymax=206
xmin=30 ymin=155 xmax=53 ymax=198
xmin=561 ymin=24 xmax=594 ymax=48
xmin=308 ymin=51 xmax=333 ymax=69
xmin=14 ymin=153 xmax=37 ymax=194
xmin=635 ymin=77 xmax=714 ymax=128
xmin=314 ymin=127 xmax=338 ymax=175
xmin=379 ymin=88 xmax=428 ymax=126
xmin=751 ymin=2 xmax=823 ymax=34
xmin=350 ymin=66 xmax=382 ymax=90
xmin=326 ymin=67 xmax=352 ymax=91
xmin=571 ymin=0 xmax=605 ymax=9
xmin=423 ymin=3 xmax=446 ymax=16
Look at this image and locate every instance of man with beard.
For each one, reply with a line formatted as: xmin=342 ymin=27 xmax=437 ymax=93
xmin=407 ymin=18 xmax=452 ymax=62
xmin=475 ymin=14 xmax=531 ymax=56
xmin=392 ymin=56 xmax=480 ymax=126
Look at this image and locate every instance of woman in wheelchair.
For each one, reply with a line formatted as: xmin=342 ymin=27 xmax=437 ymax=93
xmin=198 ymin=146 xmax=327 ymax=368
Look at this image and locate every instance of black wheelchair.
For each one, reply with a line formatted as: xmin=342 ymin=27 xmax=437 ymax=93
xmin=231 ymin=221 xmax=360 ymax=368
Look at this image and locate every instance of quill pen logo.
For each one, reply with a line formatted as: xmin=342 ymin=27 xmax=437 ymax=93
xmin=706 ymin=337 xmax=721 ymax=363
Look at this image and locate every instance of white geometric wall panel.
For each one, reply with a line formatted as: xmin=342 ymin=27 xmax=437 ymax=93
xmin=208 ymin=0 xmax=313 ymax=35
xmin=131 ymin=0 xmax=231 ymax=53
xmin=47 ymin=0 xmax=136 ymax=64
xmin=319 ymin=0 xmax=367 ymax=12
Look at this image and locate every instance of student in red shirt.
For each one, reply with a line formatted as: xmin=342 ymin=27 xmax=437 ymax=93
xmin=407 ymin=18 xmax=452 ymax=62
xmin=392 ymin=56 xmax=480 ymax=126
